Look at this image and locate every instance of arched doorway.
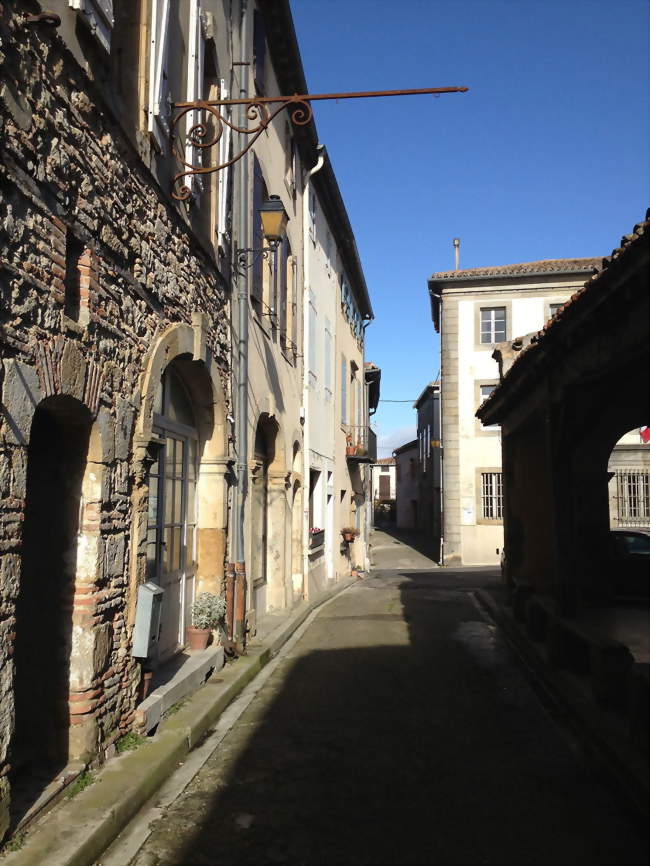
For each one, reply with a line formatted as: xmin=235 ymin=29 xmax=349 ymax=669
xmin=147 ymin=361 xmax=199 ymax=662
xmin=131 ymin=323 xmax=229 ymax=668
xmin=11 ymin=396 xmax=92 ymax=821
xmin=607 ymin=427 xmax=650 ymax=530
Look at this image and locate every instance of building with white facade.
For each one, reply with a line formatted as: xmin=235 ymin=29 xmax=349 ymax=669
xmin=428 ymin=258 xmax=601 ymax=566
xmin=302 ymin=149 xmax=376 ymax=591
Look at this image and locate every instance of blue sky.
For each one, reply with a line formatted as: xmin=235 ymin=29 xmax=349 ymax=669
xmin=291 ymin=0 xmax=650 ymax=457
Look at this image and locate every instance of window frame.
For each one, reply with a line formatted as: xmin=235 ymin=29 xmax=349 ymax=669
xmin=474 ymin=300 xmax=511 ymax=349
xmin=476 ymin=467 xmax=504 ymax=524
xmin=475 ymin=379 xmax=501 ymax=435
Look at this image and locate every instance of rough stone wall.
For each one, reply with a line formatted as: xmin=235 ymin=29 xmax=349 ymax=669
xmin=0 ymin=3 xmax=230 ymax=832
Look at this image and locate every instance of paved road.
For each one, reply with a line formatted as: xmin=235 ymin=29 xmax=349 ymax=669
xmin=128 ymin=531 xmax=647 ymax=865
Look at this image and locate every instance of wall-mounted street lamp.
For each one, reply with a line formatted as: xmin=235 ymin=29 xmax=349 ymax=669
xmin=236 ymin=194 xmax=288 ymax=271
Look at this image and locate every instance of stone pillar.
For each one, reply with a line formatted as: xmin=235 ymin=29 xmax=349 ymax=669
xmin=267 ymin=470 xmax=291 ymax=610
xmin=196 ymin=457 xmax=231 ymax=595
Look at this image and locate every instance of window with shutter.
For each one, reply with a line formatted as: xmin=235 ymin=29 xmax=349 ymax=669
xmin=251 ymin=156 xmax=265 ymax=310
xmin=341 ymin=355 xmax=347 ymax=425
xmin=290 ymin=257 xmax=298 ymax=355
xmin=217 ymin=80 xmax=231 ymax=249
xmin=69 ymin=0 xmax=114 ymax=52
xmin=148 ymin=0 xmax=172 ymax=151
xmin=279 ymin=237 xmax=290 ymax=340
xmin=185 ymin=0 xmax=206 ymax=196
xmin=308 ymin=291 xmax=317 ymax=375
xmin=324 ymin=318 xmax=332 ymax=401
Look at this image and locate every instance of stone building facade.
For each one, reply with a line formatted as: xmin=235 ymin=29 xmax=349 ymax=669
xmin=0 ymin=0 xmax=232 ymax=836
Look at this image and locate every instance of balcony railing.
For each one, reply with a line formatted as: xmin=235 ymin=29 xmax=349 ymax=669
xmin=344 ymin=425 xmax=377 ymax=463
xmin=309 ymin=528 xmax=325 ymax=550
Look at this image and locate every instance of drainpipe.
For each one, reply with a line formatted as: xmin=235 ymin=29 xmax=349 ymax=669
xmin=301 ymin=145 xmax=325 ymax=599
xmin=232 ymin=0 xmax=250 ymax=649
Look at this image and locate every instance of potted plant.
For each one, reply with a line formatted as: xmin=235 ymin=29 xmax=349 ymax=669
xmin=187 ymin=592 xmax=227 ymax=651
xmin=345 ymin=435 xmax=356 ymax=456
xmin=351 ymin=563 xmax=364 ymax=578
xmin=341 ymin=527 xmax=358 ymax=543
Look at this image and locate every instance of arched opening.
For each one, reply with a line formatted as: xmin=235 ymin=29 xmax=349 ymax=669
xmin=11 ymin=396 xmax=92 ymax=823
xmin=250 ymin=417 xmax=277 ymax=614
xmin=147 ymin=360 xmax=200 ymax=662
xmin=605 ymin=426 xmax=650 ymax=600
xmin=607 ymin=427 xmax=650 ymax=530
xmin=132 ymin=324 xmax=229 ymax=674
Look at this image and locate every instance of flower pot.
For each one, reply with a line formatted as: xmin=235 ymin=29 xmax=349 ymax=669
xmin=342 ymin=532 xmax=355 ymax=543
xmin=187 ymin=626 xmax=211 ymax=651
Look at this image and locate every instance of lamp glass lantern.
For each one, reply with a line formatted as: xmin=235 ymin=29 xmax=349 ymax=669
xmin=259 ymin=195 xmax=288 ymax=248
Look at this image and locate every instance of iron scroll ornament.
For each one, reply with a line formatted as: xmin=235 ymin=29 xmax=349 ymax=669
xmin=170 ymin=86 xmax=469 ymax=201
xmin=171 ymin=96 xmax=313 ymax=202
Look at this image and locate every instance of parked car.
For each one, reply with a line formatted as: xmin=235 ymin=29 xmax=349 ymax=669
xmin=608 ymin=529 xmax=650 ymax=599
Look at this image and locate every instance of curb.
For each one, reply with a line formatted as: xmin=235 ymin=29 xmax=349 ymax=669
xmin=475 ymin=589 xmax=649 ymax=819
xmin=3 ymin=578 xmax=358 ymax=866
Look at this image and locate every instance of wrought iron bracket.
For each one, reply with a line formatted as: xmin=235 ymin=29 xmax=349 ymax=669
xmin=236 ymin=239 xmax=280 ymax=274
xmin=170 ymin=86 xmax=468 ymax=201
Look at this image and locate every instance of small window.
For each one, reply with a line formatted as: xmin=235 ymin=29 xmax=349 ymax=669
xmin=479 ymin=385 xmax=499 ymax=430
xmin=480 ymin=307 xmax=506 ymax=344
xmin=481 ymin=472 xmax=503 ymax=520
xmin=64 ymin=230 xmax=84 ymax=322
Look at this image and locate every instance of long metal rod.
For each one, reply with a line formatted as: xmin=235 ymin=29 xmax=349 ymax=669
xmin=175 ymin=85 xmax=468 ymax=109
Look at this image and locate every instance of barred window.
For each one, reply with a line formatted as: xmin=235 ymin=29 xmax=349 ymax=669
xmin=481 ymin=472 xmax=503 ymax=520
xmin=615 ymin=470 xmax=650 ymax=526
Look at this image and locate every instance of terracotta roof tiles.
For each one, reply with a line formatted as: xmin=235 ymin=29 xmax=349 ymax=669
xmin=430 ymin=257 xmax=602 ymax=282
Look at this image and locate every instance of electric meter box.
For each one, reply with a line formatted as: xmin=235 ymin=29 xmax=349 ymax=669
xmin=132 ymin=582 xmax=164 ymax=658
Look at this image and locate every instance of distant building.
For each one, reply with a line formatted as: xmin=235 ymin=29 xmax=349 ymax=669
xmin=394 ymin=441 xmax=419 ymax=529
xmin=428 ymin=258 xmax=601 ymax=566
xmin=371 ymin=458 xmax=396 ymax=523
xmin=414 ymin=382 xmax=442 ymax=559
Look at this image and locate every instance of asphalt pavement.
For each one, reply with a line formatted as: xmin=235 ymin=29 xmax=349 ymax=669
xmin=122 ymin=529 xmax=647 ymax=866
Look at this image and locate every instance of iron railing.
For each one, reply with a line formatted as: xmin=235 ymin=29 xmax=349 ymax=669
xmin=344 ymin=425 xmax=377 ymax=462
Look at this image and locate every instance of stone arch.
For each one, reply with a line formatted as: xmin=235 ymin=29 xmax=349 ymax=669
xmin=10 ymin=394 xmax=95 ymax=824
xmin=2 ymin=342 xmax=115 ymax=826
xmin=129 ymin=322 xmax=230 ymax=654
xmin=249 ymin=413 xmax=294 ymax=613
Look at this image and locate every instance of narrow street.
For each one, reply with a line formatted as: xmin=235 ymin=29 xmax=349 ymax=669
xmin=120 ymin=530 xmax=646 ymax=866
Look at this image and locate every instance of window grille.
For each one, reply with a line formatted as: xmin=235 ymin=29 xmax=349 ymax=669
xmin=480 ymin=307 xmax=506 ymax=343
xmin=481 ymin=472 xmax=503 ymax=519
xmin=615 ymin=470 xmax=650 ymax=526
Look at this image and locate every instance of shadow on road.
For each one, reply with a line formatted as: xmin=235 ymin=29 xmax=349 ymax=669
xmin=372 ymin=524 xmax=441 ymax=563
xmin=141 ymin=572 xmax=647 ymax=866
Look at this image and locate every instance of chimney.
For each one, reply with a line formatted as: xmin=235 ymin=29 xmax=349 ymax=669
xmin=453 ymin=238 xmax=460 ymax=271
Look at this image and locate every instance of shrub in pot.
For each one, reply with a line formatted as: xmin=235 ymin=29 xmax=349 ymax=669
xmin=188 ymin=592 xmax=227 ymax=650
